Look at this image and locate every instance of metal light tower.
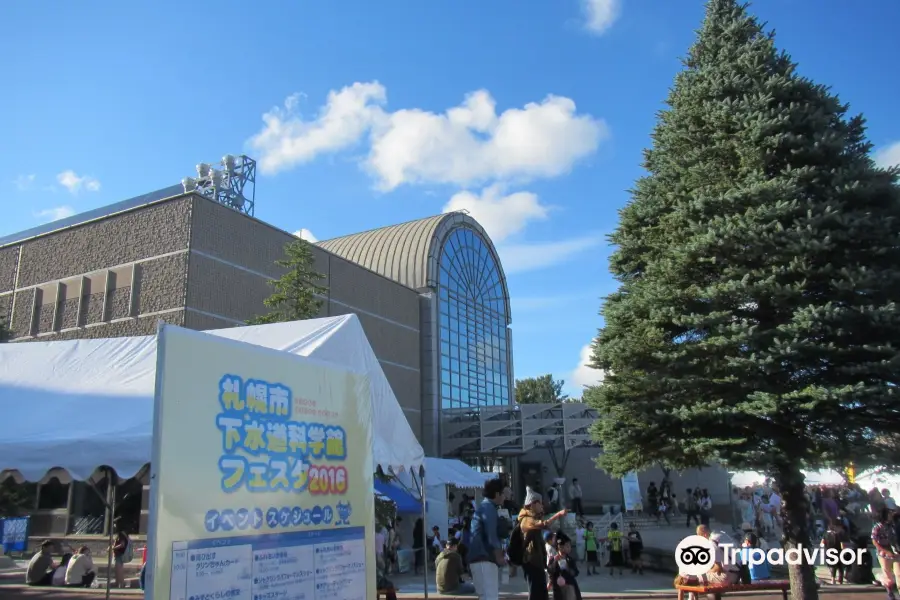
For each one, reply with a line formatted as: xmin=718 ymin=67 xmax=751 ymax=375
xmin=182 ymin=154 xmax=257 ymax=216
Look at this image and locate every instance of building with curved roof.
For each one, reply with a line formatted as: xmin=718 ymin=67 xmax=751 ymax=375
xmin=318 ymin=212 xmax=512 ymax=318
xmin=319 ymin=212 xmax=515 ymax=444
xmin=0 ymin=188 xmax=514 ymax=457
xmin=0 ymin=183 xmax=519 ymax=537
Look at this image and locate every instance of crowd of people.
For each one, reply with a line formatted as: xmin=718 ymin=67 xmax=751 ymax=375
xmin=377 ymin=477 xmax=655 ymax=600
xmin=644 ymin=480 xmax=714 ymax=527
xmin=22 ymin=530 xmax=134 ymax=590
xmin=673 ymin=480 xmax=900 ymax=600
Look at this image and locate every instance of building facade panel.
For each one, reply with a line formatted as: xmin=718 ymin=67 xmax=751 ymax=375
xmin=18 ymin=312 xmax=184 ymax=343
xmin=14 ymin=199 xmax=191 ymax=288
xmin=0 ymin=293 xmax=11 ymax=327
xmin=183 ymin=310 xmax=239 ymax=331
xmin=326 ymin=255 xmax=420 ymax=330
xmin=186 ymin=253 xmax=275 ymax=323
xmin=190 ymin=197 xmax=300 ymax=279
xmin=0 ymin=246 xmax=19 ymax=292
xmin=379 ymin=362 xmax=423 ymax=440
xmin=418 ymin=293 xmax=440 ymax=455
xmin=325 ymin=302 xmax=420 ymax=374
xmin=10 ymin=288 xmax=35 ymax=338
xmin=136 ymin=253 xmax=189 ymax=315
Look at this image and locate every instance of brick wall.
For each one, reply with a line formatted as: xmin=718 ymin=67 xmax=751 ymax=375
xmin=1 ymin=198 xmax=192 ymax=342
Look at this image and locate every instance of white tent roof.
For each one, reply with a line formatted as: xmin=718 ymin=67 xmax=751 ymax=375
xmin=393 ymin=457 xmax=491 ymax=491
xmin=422 ymin=458 xmax=492 ymax=489
xmin=0 ymin=314 xmax=424 ymax=481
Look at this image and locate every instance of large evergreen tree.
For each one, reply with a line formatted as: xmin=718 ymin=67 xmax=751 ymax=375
xmin=585 ymin=2 xmax=900 ymax=599
xmin=515 ymin=374 xmax=569 ymax=404
xmin=248 ymin=238 xmax=328 ymax=325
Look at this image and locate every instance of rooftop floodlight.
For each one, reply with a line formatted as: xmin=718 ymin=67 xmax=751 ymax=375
xmin=185 ymin=154 xmax=256 ymax=217
xmin=211 ymin=168 xmax=226 ymax=187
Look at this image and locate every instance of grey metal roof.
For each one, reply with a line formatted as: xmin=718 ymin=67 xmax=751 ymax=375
xmin=317 ymin=212 xmax=510 ymax=310
xmin=0 ymin=184 xmax=186 ymax=248
xmin=318 ymin=214 xmax=447 ymax=290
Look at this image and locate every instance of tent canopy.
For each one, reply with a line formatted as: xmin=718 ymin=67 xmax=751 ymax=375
xmin=374 ymin=481 xmax=421 ymax=514
xmin=0 ymin=314 xmax=424 ymax=481
xmin=421 ymin=458 xmax=491 ymax=489
xmin=393 ymin=458 xmax=490 ymax=493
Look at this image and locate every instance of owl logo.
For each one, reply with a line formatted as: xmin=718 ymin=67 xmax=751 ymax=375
xmin=336 ymin=502 xmax=353 ymax=525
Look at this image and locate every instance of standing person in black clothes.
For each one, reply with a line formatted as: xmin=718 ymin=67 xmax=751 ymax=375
xmin=646 ymin=483 xmax=658 ymax=518
xmin=685 ymin=489 xmax=700 ymax=528
xmin=823 ymin=521 xmax=849 ymax=584
xmin=626 ymin=523 xmax=644 ymax=574
xmin=549 ymin=532 xmax=582 ymax=600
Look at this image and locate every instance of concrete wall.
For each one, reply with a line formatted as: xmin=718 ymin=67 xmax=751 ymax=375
xmin=0 ymin=198 xmax=192 ymax=340
xmin=517 ymin=447 xmax=733 ymax=513
xmin=185 ymin=197 xmax=424 ymax=439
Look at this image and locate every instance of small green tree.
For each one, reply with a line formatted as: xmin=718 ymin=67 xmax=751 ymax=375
xmin=586 ymin=2 xmax=900 ymax=600
xmin=515 ymin=374 xmax=568 ymax=404
xmin=249 ymin=239 xmax=328 ymax=325
xmin=0 ymin=480 xmax=36 ymax=517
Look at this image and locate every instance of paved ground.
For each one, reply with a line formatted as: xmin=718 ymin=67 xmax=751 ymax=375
xmin=386 ymin=570 xmax=885 ymax=597
xmin=0 ymin=585 xmax=887 ymax=599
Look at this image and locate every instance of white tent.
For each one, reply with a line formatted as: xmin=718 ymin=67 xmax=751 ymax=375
xmin=393 ymin=457 xmax=491 ymax=531
xmin=0 ymin=314 xmax=424 ymax=482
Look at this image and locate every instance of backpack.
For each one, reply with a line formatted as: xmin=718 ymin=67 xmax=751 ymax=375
xmin=123 ymin=540 xmax=134 ymax=563
xmin=506 ymin=522 xmax=525 ymax=566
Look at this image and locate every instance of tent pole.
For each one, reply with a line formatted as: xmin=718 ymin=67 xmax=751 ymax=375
xmin=419 ymin=467 xmax=428 ymax=600
xmin=105 ymin=470 xmax=117 ymax=600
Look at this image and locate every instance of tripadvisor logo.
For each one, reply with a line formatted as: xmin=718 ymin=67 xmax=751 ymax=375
xmin=675 ymin=535 xmax=864 ymax=576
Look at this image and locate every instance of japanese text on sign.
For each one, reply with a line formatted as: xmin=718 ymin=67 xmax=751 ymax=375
xmin=216 ymin=375 xmax=349 ymax=495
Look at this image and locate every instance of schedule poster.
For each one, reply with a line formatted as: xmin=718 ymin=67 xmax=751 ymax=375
xmin=146 ymin=324 xmax=375 ymax=600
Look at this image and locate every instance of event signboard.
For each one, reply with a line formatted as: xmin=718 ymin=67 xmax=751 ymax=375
xmin=146 ymin=324 xmax=375 ymax=600
xmin=0 ymin=516 xmax=29 ymax=553
xmin=621 ymin=472 xmax=643 ymax=511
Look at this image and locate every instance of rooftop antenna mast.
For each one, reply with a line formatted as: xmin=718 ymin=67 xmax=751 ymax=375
xmin=182 ymin=154 xmax=257 ymax=216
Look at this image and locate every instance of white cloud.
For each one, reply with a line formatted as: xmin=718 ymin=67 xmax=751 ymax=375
xmin=369 ymin=90 xmax=606 ymax=190
xmin=874 ymin=141 xmax=900 ymax=169
xmin=583 ymin=0 xmax=620 ymax=35
xmin=35 ymin=206 xmax=76 ymax=222
xmin=294 ymin=228 xmax=318 ymax=243
xmin=247 ymin=84 xmax=608 ymax=190
xmin=499 ymin=235 xmax=602 ymax=274
xmin=442 ymin=185 xmax=549 ymax=243
xmin=570 ymin=343 xmax=605 ymax=393
xmin=14 ymin=174 xmax=35 ymax=191
xmin=57 ymin=170 xmax=101 ymax=194
xmin=249 ymin=83 xmax=388 ymax=175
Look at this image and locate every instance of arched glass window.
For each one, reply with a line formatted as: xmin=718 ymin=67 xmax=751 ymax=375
xmin=437 ymin=227 xmax=509 ymax=410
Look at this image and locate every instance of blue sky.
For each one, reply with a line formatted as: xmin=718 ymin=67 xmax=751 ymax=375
xmin=2 ymin=0 xmax=899 ymax=397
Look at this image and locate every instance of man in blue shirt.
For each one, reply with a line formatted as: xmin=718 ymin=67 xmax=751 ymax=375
xmin=467 ymin=478 xmax=506 ymax=600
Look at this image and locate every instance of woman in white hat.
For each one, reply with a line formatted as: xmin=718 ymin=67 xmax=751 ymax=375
xmin=517 ymin=487 xmax=567 ymax=600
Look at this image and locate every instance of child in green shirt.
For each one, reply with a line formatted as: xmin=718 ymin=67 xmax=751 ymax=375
xmin=606 ymin=522 xmax=624 ymax=576
xmin=584 ymin=521 xmax=600 ymax=575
